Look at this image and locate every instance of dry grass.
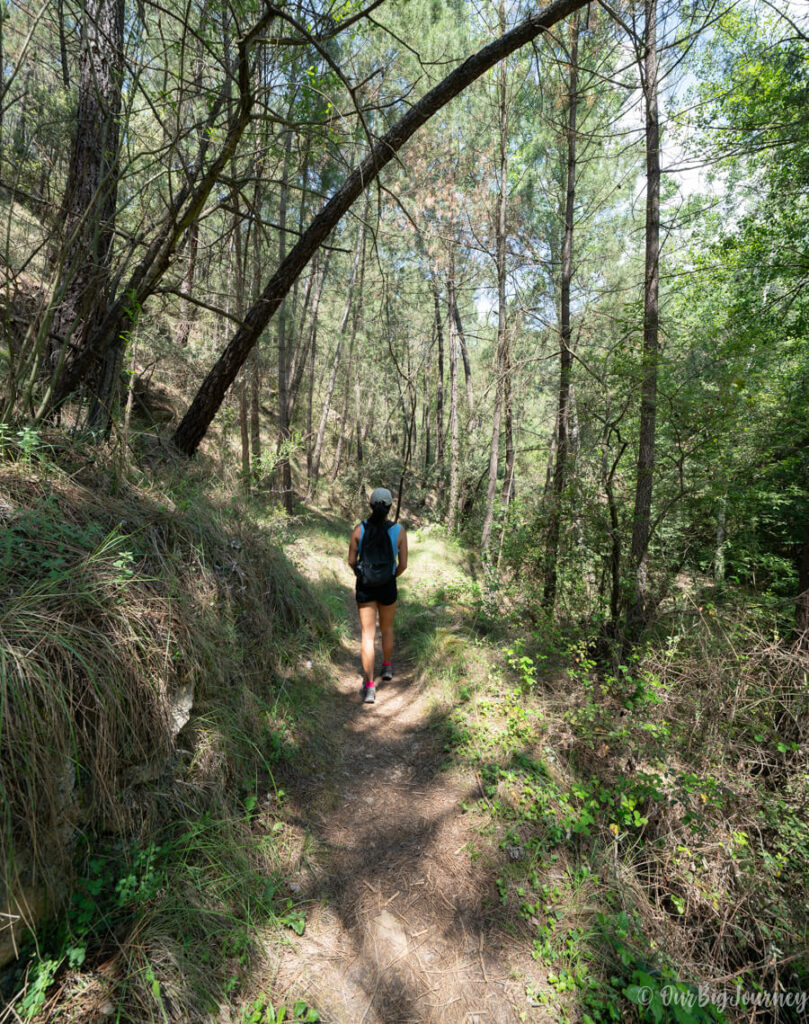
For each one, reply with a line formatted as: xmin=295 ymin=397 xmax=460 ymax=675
xmin=0 ymin=436 xmax=339 ymax=1019
xmin=627 ymin=609 xmax=809 ymax=969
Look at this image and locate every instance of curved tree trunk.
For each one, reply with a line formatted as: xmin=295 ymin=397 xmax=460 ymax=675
xmin=171 ymin=0 xmax=590 ymax=456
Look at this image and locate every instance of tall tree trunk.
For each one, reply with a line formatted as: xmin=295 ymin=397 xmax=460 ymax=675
xmin=502 ymin=342 xmax=515 ymax=505
xmin=423 ymin=338 xmax=433 ymax=470
xmin=306 ymin=323 xmax=316 ymax=481
xmin=331 ymin=339 xmax=354 ymax=481
xmin=627 ymin=0 xmax=660 ymax=631
xmin=10 ymin=63 xmax=33 ymax=163
xmin=276 ymin=128 xmax=294 ymax=512
xmin=307 ymin=221 xmax=365 ymax=498
xmin=714 ymin=494 xmax=727 ymax=584
xmin=250 ymin=354 xmax=261 ymax=476
xmin=332 ymin=211 xmax=368 ymax=482
xmin=308 ymin=331 xmax=344 ymax=496
xmin=239 ymin=375 xmax=250 ymax=492
xmin=601 ymin=416 xmax=628 ymax=631
xmin=432 ymin=279 xmax=445 ymax=464
xmin=0 ymin=1 xmax=5 ymax=174
xmin=175 ymin=223 xmax=199 ymax=349
xmin=354 ymin=362 xmax=363 ymax=466
xmin=248 ymin=166 xmax=265 ymax=477
xmin=287 ymin=255 xmax=328 ymax=423
xmin=50 ymin=0 xmax=124 ymax=430
xmin=229 ymin=177 xmax=258 ymax=487
xmin=448 ymin=274 xmax=474 ymax=422
xmin=448 ymin=273 xmax=461 ymax=532
xmin=173 ymin=20 xmax=208 ymax=352
xmin=57 ymin=0 xmax=69 ymax=88
xmin=395 ymin=389 xmax=418 ymax=522
xmin=396 ymin=376 xmax=410 ymax=460
xmin=286 ymin=138 xmax=312 ymax=400
xmin=544 ymin=18 xmax=579 ymax=608
xmin=544 ymin=428 xmax=557 ymax=495
xmin=498 ymin=294 xmax=516 ymax=565
xmin=171 ymin=0 xmax=590 ymax=456
xmin=481 ymin=12 xmax=509 ymax=554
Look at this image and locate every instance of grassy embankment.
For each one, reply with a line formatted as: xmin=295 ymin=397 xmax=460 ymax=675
xmin=0 ymin=434 xmax=341 ymax=1023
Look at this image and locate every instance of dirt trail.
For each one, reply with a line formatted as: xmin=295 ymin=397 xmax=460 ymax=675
xmin=266 ymin=523 xmax=545 ymax=1024
xmin=270 ymin=641 xmax=537 ymax=1024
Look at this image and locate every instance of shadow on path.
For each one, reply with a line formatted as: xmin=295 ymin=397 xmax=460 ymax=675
xmin=268 ymin=573 xmax=537 ymax=1024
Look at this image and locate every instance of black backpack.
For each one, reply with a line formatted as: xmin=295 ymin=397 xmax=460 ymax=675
xmin=358 ymin=521 xmax=395 ymax=586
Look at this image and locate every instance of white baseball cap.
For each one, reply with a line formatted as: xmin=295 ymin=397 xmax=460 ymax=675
xmin=370 ymin=487 xmax=393 ymax=506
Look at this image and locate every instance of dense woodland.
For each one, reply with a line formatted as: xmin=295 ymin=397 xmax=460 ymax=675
xmin=2 ymin=0 xmax=809 ymax=633
xmin=3 ymin=0 xmax=809 ymax=1020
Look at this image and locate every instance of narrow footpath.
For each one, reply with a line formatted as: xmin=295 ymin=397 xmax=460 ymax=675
xmin=266 ymin=523 xmax=544 ymax=1024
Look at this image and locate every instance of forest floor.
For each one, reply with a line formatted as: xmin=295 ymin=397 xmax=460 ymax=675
xmin=261 ymin=514 xmax=547 ymax=1024
xmin=0 ymin=458 xmax=634 ymax=1024
xmin=3 ymin=453 xmax=805 ymax=1024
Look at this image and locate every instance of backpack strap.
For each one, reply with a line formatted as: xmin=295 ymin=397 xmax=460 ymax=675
xmin=358 ymin=519 xmax=378 ymax=559
xmin=388 ymin=522 xmax=401 ymax=570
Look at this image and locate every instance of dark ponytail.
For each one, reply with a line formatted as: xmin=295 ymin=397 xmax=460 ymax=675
xmin=369 ymin=501 xmax=389 ymax=525
xmin=362 ymin=501 xmax=391 ymax=557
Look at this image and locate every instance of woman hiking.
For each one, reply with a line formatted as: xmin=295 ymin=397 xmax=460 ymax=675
xmin=348 ymin=487 xmax=408 ymax=703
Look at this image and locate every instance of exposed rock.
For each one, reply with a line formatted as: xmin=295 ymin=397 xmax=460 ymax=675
xmin=170 ymin=683 xmax=194 ymax=737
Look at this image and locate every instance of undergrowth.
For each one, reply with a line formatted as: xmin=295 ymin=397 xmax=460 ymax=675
xmin=4 ymin=438 xmax=809 ymax=1023
xmin=0 ymin=431 xmax=337 ymax=1021
xmin=399 ymin=538 xmax=809 ymax=1023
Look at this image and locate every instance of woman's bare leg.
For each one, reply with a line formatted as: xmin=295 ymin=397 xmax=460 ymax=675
xmin=378 ymin=601 xmax=396 ymax=665
xmin=358 ymin=602 xmax=378 ymax=681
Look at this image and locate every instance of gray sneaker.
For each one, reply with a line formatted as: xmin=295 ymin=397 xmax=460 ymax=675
xmin=381 ymin=664 xmax=393 ymax=681
xmin=363 ymin=684 xmax=376 ymax=703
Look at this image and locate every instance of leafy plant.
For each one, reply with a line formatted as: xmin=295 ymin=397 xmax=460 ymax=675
xmin=278 ymin=899 xmax=306 ymax=936
xmin=240 ymin=994 xmax=320 ymax=1023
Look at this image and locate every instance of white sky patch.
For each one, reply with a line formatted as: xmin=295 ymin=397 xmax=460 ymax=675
xmin=475 ymin=290 xmax=496 ymax=319
xmin=609 ymin=0 xmax=809 ymax=199
xmin=470 ymin=0 xmax=809 ymax=315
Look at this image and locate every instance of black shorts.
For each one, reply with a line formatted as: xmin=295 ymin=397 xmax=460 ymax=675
xmin=356 ymin=577 xmax=398 ymax=606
